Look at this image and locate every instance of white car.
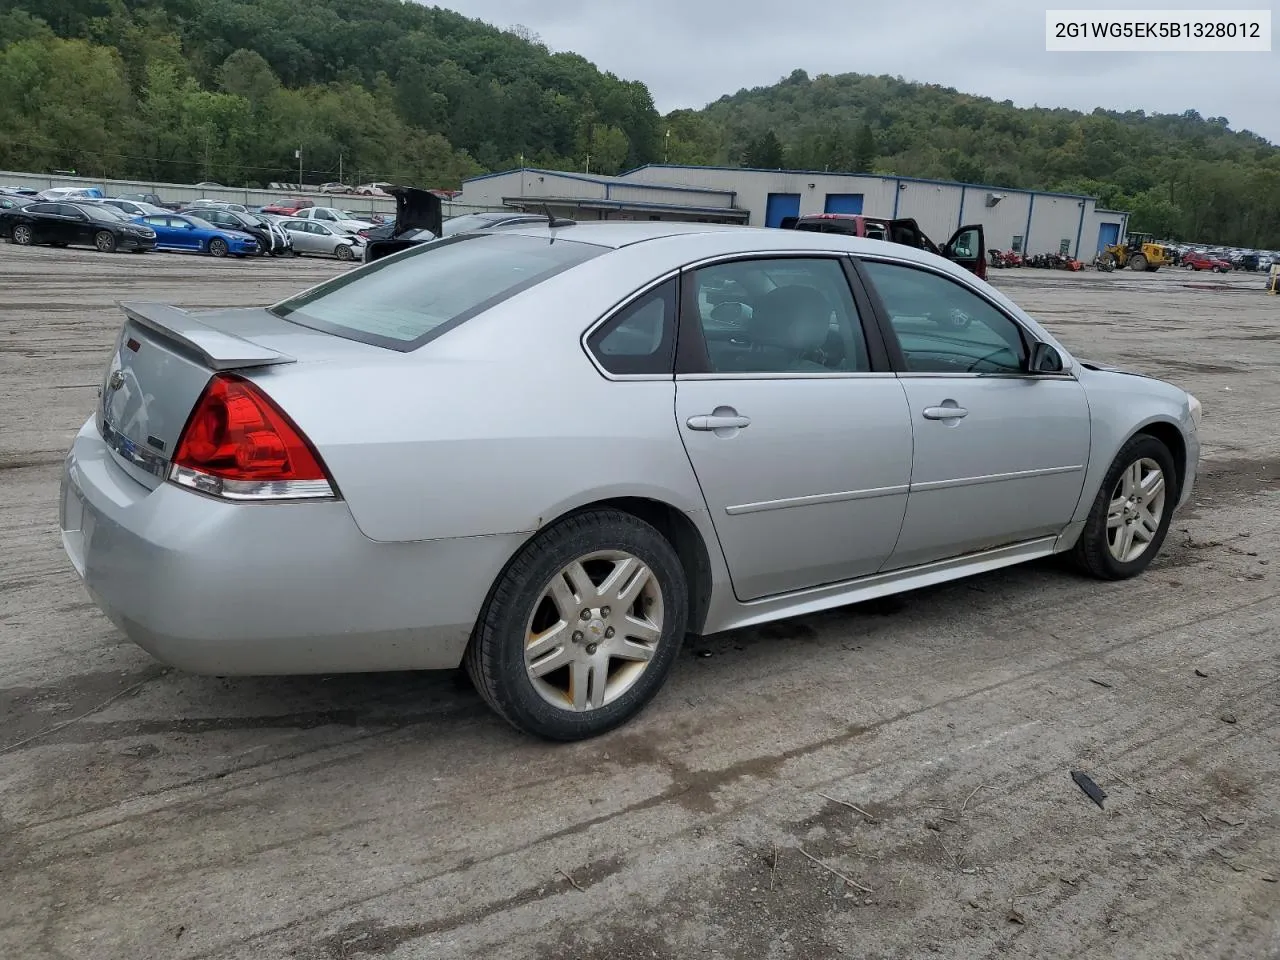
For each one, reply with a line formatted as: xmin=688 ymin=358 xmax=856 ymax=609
xmin=99 ymin=198 xmax=170 ymax=218
xmin=36 ymin=187 xmax=102 ymax=201
xmin=355 ymin=182 xmax=392 ymax=197
xmin=277 ymin=218 xmax=366 ymax=260
xmin=290 ymin=206 xmax=376 ymax=233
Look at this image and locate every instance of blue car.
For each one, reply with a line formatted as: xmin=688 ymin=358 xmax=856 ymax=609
xmin=131 ymin=213 xmax=259 ymax=257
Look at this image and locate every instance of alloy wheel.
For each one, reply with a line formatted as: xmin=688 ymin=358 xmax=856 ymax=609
xmin=524 ymin=551 xmax=664 ymax=712
xmin=1106 ymin=458 xmax=1167 ymax=563
xmin=13 ymin=224 xmax=32 ymax=245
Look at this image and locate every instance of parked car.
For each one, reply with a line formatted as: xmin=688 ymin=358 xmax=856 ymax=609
xmin=59 ymin=222 xmax=1202 ymax=740
xmin=260 ymin=197 xmax=315 ymax=216
xmin=0 ymin=194 xmax=34 ymax=212
xmin=288 ymin=206 xmax=377 ymax=233
xmin=194 ymin=182 xmax=224 ymax=188
xmin=319 ymin=182 xmax=353 ymax=194
xmin=1182 ymin=251 xmax=1232 ymax=272
xmin=191 ymin=207 xmax=294 ymax=256
xmin=783 ymin=213 xmax=987 ymax=279
xmin=112 ymin=192 xmax=179 ymax=210
xmin=131 ymin=213 xmax=258 ymax=257
xmin=2 ymin=200 xmax=155 ymax=252
xmin=100 ymin=198 xmax=170 ymax=218
xmin=186 ymin=199 xmax=250 ymax=214
xmin=0 ymin=185 xmax=39 ymax=197
xmin=276 ymin=218 xmax=366 ymax=260
xmin=354 ymin=182 xmax=393 ymax=196
xmin=35 ymin=186 xmax=104 ymax=201
xmin=362 ymin=188 xmax=549 ymax=262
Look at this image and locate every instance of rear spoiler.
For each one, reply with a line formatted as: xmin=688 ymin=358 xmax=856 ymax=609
xmin=119 ymin=302 xmax=295 ymax=371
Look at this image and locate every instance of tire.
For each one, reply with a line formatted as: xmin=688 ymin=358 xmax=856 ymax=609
xmin=208 ymin=238 xmax=228 ymax=258
xmin=1129 ymin=253 xmax=1148 ymax=272
xmin=94 ymin=231 xmax=117 ymax=254
xmin=334 ymin=243 xmax=354 ymax=261
xmin=1072 ymin=434 xmax=1177 ymax=580
xmin=12 ymin=224 xmax=33 ymax=246
xmin=465 ymin=508 xmax=689 ymax=741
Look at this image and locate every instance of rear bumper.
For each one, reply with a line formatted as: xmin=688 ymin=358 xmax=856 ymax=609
xmin=59 ymin=417 xmax=525 ymax=675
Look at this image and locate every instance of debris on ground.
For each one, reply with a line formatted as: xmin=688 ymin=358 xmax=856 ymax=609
xmin=1070 ymin=771 xmax=1107 ymax=809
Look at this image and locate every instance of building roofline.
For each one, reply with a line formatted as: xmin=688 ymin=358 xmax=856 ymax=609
xmin=503 ymin=195 xmax=750 ymax=218
xmin=464 ymin=166 xmax=737 ymax=197
xmin=619 ymin=163 xmax=1099 ymax=202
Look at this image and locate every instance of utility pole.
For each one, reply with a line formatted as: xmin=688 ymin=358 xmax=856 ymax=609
xmin=664 ymin=129 xmax=671 ymax=163
xmin=338 ymin=150 xmax=343 ymax=185
xmin=585 ymin=153 xmax=591 ymax=174
xmin=296 ymin=147 xmax=303 ymax=191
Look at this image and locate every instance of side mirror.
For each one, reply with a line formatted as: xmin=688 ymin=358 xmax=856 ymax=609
xmin=1028 ymin=342 xmax=1064 ymax=374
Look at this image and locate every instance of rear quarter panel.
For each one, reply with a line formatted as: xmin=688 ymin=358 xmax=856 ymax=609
xmin=251 ymin=244 xmax=712 ymax=543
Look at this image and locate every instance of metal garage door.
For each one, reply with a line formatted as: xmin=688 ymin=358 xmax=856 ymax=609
xmin=765 ymin=193 xmax=801 ymax=228
xmin=824 ymin=194 xmax=864 ymax=215
xmin=1097 ymin=222 xmax=1120 ymax=253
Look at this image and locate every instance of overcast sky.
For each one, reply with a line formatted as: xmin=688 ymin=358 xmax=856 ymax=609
xmin=434 ymin=0 xmax=1279 ymax=143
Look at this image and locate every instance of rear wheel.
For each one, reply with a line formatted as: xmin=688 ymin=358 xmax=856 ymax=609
xmin=12 ymin=224 xmax=33 ymax=246
xmin=465 ymin=509 xmax=688 ymax=740
xmin=334 ymin=243 xmax=354 ymax=261
xmin=1072 ymin=435 xmax=1176 ymax=580
xmin=94 ymin=231 xmax=117 ymax=253
xmin=208 ymin=238 xmax=228 ymax=258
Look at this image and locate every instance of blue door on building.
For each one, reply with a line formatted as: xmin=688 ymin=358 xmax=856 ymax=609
xmin=824 ymin=193 xmax=864 ymax=215
xmin=765 ymin=193 xmax=802 ymax=228
xmin=1097 ymin=222 xmax=1120 ymax=253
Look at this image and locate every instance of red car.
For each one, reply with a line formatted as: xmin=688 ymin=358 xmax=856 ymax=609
xmin=1183 ymin=251 xmax=1231 ymax=272
xmin=782 ymin=213 xmax=987 ymax=280
xmin=260 ymin=197 xmax=315 ymax=216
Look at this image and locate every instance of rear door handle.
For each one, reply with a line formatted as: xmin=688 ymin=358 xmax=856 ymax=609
xmin=922 ymin=405 xmax=968 ymax=421
xmin=686 ymin=414 xmax=751 ymax=431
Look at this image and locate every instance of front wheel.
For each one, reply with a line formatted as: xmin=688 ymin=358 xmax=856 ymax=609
xmin=94 ymin=231 xmax=117 ymax=253
xmin=208 ymin=238 xmax=228 ymax=258
xmin=1072 ymin=435 xmax=1177 ymax=580
xmin=465 ymin=509 xmax=689 ymax=740
xmin=334 ymin=243 xmax=354 ymax=261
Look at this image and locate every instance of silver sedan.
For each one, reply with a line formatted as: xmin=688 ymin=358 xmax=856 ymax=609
xmin=60 ymin=223 xmax=1201 ymax=740
xmin=277 ymin=218 xmax=365 ymax=260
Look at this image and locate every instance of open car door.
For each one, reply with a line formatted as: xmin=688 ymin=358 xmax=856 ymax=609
xmin=942 ymin=224 xmax=987 ymax=279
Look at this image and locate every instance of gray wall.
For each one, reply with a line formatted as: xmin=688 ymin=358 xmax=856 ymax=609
xmin=459 ymin=169 xmax=738 ymax=216
xmin=618 ymin=166 xmax=1110 ymax=258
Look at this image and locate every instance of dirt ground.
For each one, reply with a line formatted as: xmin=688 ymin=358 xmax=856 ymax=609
xmin=1 ymin=246 xmax=1278 ymax=960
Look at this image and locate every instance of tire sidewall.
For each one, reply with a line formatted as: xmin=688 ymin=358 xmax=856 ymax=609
xmin=209 ymin=238 xmax=227 ymax=258
xmin=473 ymin=511 xmax=689 ymax=740
xmin=95 ymin=231 xmax=116 ymax=253
xmin=1084 ymin=435 xmax=1178 ymax=578
xmin=13 ymin=224 xmax=32 ymax=245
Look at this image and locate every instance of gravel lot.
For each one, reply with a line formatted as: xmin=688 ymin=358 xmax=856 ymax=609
xmin=1 ymin=245 xmax=1278 ymax=960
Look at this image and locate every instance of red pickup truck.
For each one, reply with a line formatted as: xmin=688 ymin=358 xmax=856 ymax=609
xmin=260 ymin=197 xmax=315 ymax=216
xmin=781 ymin=213 xmax=987 ymax=280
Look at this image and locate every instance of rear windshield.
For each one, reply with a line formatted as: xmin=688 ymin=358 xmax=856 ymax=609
xmin=270 ymin=233 xmax=606 ymax=351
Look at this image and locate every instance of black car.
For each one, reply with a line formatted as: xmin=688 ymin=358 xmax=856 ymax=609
xmin=1 ymin=201 xmax=156 ymax=253
xmin=0 ymin=194 xmax=33 ymax=212
xmin=362 ymin=187 xmax=552 ymax=262
xmin=182 ymin=206 xmax=293 ymax=256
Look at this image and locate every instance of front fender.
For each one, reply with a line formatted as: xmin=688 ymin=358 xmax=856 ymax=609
xmin=1072 ymin=368 xmax=1199 ymax=525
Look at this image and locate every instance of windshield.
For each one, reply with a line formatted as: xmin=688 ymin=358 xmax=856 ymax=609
xmin=270 ymin=233 xmax=605 ymax=351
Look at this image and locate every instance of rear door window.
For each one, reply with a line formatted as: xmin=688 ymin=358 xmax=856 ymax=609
xmin=271 ymin=233 xmax=606 ymax=351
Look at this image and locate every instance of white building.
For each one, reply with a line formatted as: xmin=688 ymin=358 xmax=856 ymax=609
xmin=459 ymin=164 xmax=1131 ymax=259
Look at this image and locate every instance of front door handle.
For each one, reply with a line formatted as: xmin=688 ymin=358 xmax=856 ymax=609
xmin=686 ymin=414 xmax=751 ymax=431
xmin=922 ymin=403 xmax=969 ymax=421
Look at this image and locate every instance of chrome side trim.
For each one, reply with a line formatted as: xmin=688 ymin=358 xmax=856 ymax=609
xmin=726 ymin=484 xmax=909 ymax=516
xmin=677 ymin=371 xmax=897 ymax=382
xmin=707 ymin=537 xmax=1060 ymax=634
xmin=911 ymin=464 xmax=1085 ymax=493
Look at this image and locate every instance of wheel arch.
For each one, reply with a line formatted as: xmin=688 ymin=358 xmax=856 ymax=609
xmin=1131 ymin=419 xmax=1187 ymax=502
xmin=480 ymin=495 xmax=717 ymax=637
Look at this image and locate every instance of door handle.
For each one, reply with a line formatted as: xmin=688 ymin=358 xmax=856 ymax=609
xmin=922 ymin=404 xmax=968 ymax=421
xmin=686 ymin=414 xmax=751 ymax=431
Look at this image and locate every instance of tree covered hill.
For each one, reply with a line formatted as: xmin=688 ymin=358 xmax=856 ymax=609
xmin=1 ymin=2 xmax=1277 ymax=246
xmin=0 ymin=0 xmax=659 ymax=187
xmin=666 ymin=69 xmax=1280 ymax=247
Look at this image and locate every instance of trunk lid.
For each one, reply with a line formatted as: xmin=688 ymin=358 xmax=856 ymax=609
xmin=98 ymin=301 xmax=379 ymax=490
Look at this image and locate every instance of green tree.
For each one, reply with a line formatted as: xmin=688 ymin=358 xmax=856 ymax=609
xmin=743 ymin=130 xmax=784 ymax=168
xmin=851 ymin=122 xmax=876 ymax=173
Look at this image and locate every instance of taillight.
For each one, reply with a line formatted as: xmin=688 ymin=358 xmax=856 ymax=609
xmin=169 ymin=374 xmax=336 ymax=501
